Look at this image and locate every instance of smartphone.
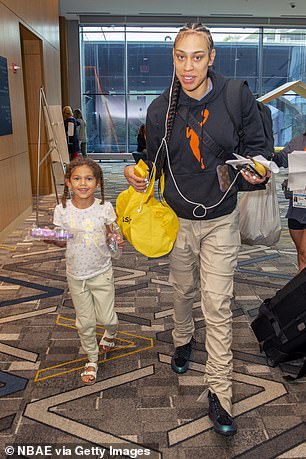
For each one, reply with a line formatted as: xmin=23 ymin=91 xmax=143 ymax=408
xmin=217 ymin=164 xmax=232 ymax=192
xmin=238 ymin=164 xmax=263 ymax=179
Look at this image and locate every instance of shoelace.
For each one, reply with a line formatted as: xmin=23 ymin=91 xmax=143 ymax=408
xmin=210 ymin=394 xmax=232 ymax=425
xmin=176 ymin=345 xmax=190 ymax=358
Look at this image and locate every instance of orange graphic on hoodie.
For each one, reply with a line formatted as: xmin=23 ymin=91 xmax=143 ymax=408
xmin=186 ymin=109 xmax=209 ymax=169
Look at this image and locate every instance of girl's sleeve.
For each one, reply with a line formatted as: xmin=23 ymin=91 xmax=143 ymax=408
xmin=104 ymin=202 xmax=117 ymax=225
xmin=53 ymin=205 xmax=63 ymax=227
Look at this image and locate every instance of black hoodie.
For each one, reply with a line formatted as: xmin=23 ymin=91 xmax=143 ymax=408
xmin=146 ymin=70 xmax=266 ymax=220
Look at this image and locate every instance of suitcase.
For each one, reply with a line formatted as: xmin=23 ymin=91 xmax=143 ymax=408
xmin=251 ymin=267 xmax=306 ymax=380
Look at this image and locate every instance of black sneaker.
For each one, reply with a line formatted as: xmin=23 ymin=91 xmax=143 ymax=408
xmin=208 ymin=391 xmax=237 ymax=436
xmin=171 ymin=339 xmax=193 ymax=374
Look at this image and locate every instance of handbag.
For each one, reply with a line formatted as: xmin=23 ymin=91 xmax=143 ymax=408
xmin=251 ymin=268 xmax=306 ymax=380
xmin=238 ymin=174 xmax=281 ymax=246
xmin=116 ymin=161 xmax=179 ymax=258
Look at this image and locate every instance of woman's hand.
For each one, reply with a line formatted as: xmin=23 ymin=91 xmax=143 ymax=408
xmin=240 ymin=166 xmax=270 ymax=185
xmin=124 ymin=165 xmax=148 ymax=193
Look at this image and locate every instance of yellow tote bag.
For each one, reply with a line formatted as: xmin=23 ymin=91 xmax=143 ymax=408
xmin=116 ymin=161 xmax=179 ymax=258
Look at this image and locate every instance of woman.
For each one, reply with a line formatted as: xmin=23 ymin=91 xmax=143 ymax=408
xmin=73 ymin=108 xmax=87 ymax=157
xmin=274 ymin=130 xmax=306 ymax=271
xmin=62 ymin=106 xmax=79 ymax=160
xmin=137 ymin=124 xmax=147 ymax=153
xmin=124 ymin=23 xmax=268 ymax=436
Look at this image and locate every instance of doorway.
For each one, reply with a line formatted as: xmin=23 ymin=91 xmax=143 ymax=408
xmin=20 ymin=24 xmax=51 ymax=195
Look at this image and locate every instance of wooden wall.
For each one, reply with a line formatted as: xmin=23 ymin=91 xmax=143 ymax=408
xmin=0 ymin=0 xmax=61 ymax=241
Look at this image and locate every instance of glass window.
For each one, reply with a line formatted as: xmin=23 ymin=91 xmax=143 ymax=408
xmin=80 ymin=26 xmax=125 ymax=152
xmin=127 ymin=94 xmax=158 ymax=152
xmin=80 ymin=24 xmax=306 ymax=152
xmin=262 ymin=28 xmax=306 ymax=145
xmin=269 ymin=93 xmax=306 ymax=147
xmin=212 ymin=28 xmax=259 ymax=93
xmin=126 ymin=26 xmax=177 ymax=94
xmin=126 ymin=27 xmax=177 ymax=152
xmin=263 ymin=28 xmax=306 ymax=93
xmin=82 ymin=94 xmax=125 ymax=153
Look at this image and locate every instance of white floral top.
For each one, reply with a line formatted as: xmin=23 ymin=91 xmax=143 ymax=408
xmin=53 ymin=199 xmax=116 ymax=280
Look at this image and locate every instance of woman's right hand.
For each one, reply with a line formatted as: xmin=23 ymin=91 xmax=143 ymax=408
xmin=124 ymin=165 xmax=148 ymax=193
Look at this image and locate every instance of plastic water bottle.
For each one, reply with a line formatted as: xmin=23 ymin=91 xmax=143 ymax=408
xmin=107 ymin=223 xmax=123 ymax=259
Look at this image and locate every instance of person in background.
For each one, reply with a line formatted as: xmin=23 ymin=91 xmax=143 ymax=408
xmin=62 ymin=106 xmax=79 ymax=160
xmin=137 ymin=124 xmax=147 ymax=154
xmin=73 ymin=108 xmax=87 ymax=157
xmin=124 ymin=23 xmax=268 ymax=436
xmin=132 ymin=124 xmax=147 ymax=164
xmin=274 ymin=130 xmax=306 ymax=271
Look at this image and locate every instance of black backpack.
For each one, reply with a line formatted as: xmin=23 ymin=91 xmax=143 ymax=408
xmin=224 ymin=80 xmax=274 ymax=191
xmin=251 ymin=268 xmax=306 ymax=381
xmin=224 ymin=79 xmax=275 ymax=159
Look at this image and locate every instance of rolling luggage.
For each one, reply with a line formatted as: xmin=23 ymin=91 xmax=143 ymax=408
xmin=251 ymin=267 xmax=306 ymax=380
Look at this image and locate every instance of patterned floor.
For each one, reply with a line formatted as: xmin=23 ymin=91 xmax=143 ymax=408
xmin=0 ymin=162 xmax=305 ymax=459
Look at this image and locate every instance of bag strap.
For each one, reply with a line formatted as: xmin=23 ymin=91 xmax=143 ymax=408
xmin=178 ymin=80 xmax=247 ymax=160
xmin=159 ymin=170 xmax=166 ymax=197
xmin=283 ymin=357 xmax=306 ymax=381
xmin=143 ymin=162 xmax=156 ymax=202
xmin=137 ymin=163 xmax=169 ymax=212
xmin=223 ymin=79 xmax=247 ymax=145
xmin=259 ymin=299 xmax=288 ymax=345
xmin=178 ymin=106 xmax=226 ymax=160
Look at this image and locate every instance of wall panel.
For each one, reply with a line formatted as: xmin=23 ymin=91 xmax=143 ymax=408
xmin=0 ymin=0 xmax=60 ymax=241
xmin=1 ymin=0 xmax=59 ymax=48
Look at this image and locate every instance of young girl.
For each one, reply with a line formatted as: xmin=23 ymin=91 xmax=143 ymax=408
xmin=53 ymin=157 xmax=122 ymax=385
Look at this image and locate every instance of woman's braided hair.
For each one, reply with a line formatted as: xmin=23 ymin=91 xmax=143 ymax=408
xmin=157 ymin=23 xmax=214 ymax=174
xmin=62 ymin=157 xmax=105 ymax=208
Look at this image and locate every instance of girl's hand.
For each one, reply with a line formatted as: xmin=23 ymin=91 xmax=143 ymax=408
xmin=43 ymin=240 xmax=66 ymax=248
xmin=124 ymin=165 xmax=148 ymax=193
xmin=116 ymin=234 xmax=124 ymax=249
xmin=53 ymin=241 xmax=67 ymax=248
xmin=107 ymin=232 xmax=124 ymax=248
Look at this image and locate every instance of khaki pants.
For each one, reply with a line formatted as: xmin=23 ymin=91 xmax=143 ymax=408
xmin=67 ymin=268 xmax=118 ymax=363
xmin=169 ymin=207 xmax=240 ymax=415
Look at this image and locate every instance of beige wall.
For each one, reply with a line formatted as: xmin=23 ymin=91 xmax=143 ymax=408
xmin=0 ymin=0 xmax=61 ymax=241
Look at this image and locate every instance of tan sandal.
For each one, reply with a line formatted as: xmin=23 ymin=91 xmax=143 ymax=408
xmin=81 ymin=362 xmax=98 ymax=385
xmin=99 ymin=335 xmax=116 ymax=352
